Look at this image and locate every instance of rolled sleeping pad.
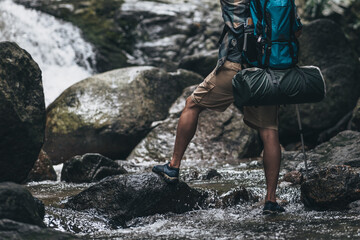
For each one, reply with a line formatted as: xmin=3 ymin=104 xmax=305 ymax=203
xmin=232 ymin=66 xmax=326 ymax=108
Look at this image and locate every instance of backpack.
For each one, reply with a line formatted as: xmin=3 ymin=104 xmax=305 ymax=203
xmin=242 ymin=0 xmax=302 ymax=69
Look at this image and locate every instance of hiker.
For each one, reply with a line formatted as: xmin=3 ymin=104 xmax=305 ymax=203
xmin=153 ymin=0 xmax=302 ymax=214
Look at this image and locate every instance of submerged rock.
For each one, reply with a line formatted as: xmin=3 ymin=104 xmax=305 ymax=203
xmin=202 ymin=169 xmax=222 ymax=180
xmin=26 ymin=150 xmax=57 ymax=182
xmin=219 ymin=187 xmax=258 ymax=208
xmin=61 ymin=153 xmax=127 ymax=183
xmin=65 ymin=172 xmax=207 ymax=226
xmin=128 ymin=86 xmax=262 ymax=165
xmin=0 ymin=42 xmax=46 ymax=183
xmin=279 ymin=19 xmax=360 ymax=145
xmin=0 ymin=219 xmax=78 ymax=240
xmin=301 ymin=165 xmax=360 ymax=210
xmin=0 ymin=182 xmax=45 ymax=227
xmin=44 ymin=67 xmax=202 ymax=164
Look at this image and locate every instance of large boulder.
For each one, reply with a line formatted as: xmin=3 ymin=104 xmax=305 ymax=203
xmin=282 ymin=130 xmax=360 ymax=172
xmin=44 ymin=67 xmax=202 ymax=164
xmin=0 ymin=219 xmax=78 ymax=240
xmin=301 ymin=165 xmax=360 ymax=210
xmin=0 ymin=42 xmax=46 ymax=183
xmin=65 ymin=172 xmax=207 ymax=226
xmin=128 ymin=86 xmax=262 ymax=165
xmin=0 ymin=182 xmax=45 ymax=227
xmin=61 ymin=153 xmax=127 ymax=183
xmin=279 ymin=19 xmax=360 ymax=144
xmin=26 ymin=150 xmax=57 ymax=182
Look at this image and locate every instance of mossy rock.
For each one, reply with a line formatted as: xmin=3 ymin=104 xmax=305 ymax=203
xmin=44 ymin=67 xmax=203 ymax=164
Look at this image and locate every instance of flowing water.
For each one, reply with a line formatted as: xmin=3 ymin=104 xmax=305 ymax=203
xmin=1 ymin=0 xmax=360 ymax=238
xmin=26 ymin=159 xmax=360 ymax=239
xmin=0 ymin=0 xmax=96 ymax=106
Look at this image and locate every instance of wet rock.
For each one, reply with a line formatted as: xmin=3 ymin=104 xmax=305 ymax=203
xmin=61 ymin=153 xmax=127 ymax=183
xmin=0 ymin=182 xmax=45 ymax=227
xmin=182 ymin=169 xmax=201 ymax=182
xmin=282 ymin=130 xmax=360 ymax=172
xmin=202 ymin=169 xmax=222 ymax=180
xmin=0 ymin=219 xmax=78 ymax=240
xmin=279 ymin=19 xmax=360 ymax=145
xmin=118 ymin=0 xmax=222 ymax=71
xmin=44 ymin=67 xmax=203 ymax=164
xmin=0 ymin=42 xmax=46 ymax=183
xmin=282 ymin=171 xmax=303 ymax=185
xmin=179 ymin=51 xmax=218 ymax=77
xmin=26 ymin=150 xmax=57 ymax=182
xmin=218 ymin=187 xmax=258 ymax=208
xmin=301 ymin=165 xmax=360 ymax=210
xmin=65 ymin=172 xmax=207 ymax=226
xmin=128 ymin=86 xmax=262 ymax=165
xmin=350 ymin=98 xmax=360 ymax=131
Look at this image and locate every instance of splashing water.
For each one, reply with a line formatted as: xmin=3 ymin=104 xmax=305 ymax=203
xmin=0 ymin=0 xmax=96 ymax=106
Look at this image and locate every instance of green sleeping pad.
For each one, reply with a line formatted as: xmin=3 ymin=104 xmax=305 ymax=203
xmin=232 ymin=66 xmax=326 ymax=108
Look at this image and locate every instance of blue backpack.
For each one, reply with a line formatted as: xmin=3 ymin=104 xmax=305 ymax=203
xmin=242 ymin=0 xmax=303 ymax=69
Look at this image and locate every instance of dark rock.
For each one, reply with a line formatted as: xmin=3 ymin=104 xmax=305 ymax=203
xmin=61 ymin=153 xmax=127 ymax=183
xmin=202 ymin=169 xmax=222 ymax=180
xmin=44 ymin=67 xmax=203 ymax=164
xmin=179 ymin=51 xmax=218 ymax=77
xmin=0 ymin=182 xmax=45 ymax=227
xmin=282 ymin=130 xmax=360 ymax=172
xmin=283 ymin=171 xmax=303 ymax=185
xmin=301 ymin=165 xmax=360 ymax=210
xmin=311 ymin=130 xmax=360 ymax=167
xmin=26 ymin=150 xmax=57 ymax=182
xmin=218 ymin=187 xmax=258 ymax=208
xmin=0 ymin=42 xmax=46 ymax=183
xmin=0 ymin=219 xmax=78 ymax=240
xmin=128 ymin=86 xmax=262 ymax=165
xmin=65 ymin=172 xmax=207 ymax=226
xmin=279 ymin=19 xmax=360 ymax=145
xmin=350 ymin=98 xmax=360 ymax=131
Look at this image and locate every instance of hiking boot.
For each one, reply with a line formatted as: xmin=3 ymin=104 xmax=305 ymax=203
xmin=262 ymin=201 xmax=285 ymax=215
xmin=152 ymin=162 xmax=179 ymax=184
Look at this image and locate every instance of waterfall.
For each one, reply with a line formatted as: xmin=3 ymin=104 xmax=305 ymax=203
xmin=0 ymin=0 xmax=96 ymax=106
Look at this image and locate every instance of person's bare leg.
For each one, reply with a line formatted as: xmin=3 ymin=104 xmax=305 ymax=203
xmin=169 ymin=97 xmax=205 ymax=168
xmin=259 ymin=128 xmax=281 ymax=202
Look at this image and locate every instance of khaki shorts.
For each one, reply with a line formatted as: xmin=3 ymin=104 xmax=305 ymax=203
xmin=191 ymin=61 xmax=279 ymax=130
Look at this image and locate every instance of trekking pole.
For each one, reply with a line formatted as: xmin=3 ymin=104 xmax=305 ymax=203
xmin=295 ymin=104 xmax=309 ymax=179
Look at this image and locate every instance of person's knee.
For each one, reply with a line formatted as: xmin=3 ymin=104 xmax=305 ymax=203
xmin=184 ymin=96 xmax=203 ymax=112
xmin=259 ymin=128 xmax=278 ymax=143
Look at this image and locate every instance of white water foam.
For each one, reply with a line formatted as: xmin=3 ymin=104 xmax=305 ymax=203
xmin=0 ymin=0 xmax=96 ymax=106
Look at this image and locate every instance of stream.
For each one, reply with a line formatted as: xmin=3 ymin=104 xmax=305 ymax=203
xmin=26 ymin=160 xmax=360 ymax=239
